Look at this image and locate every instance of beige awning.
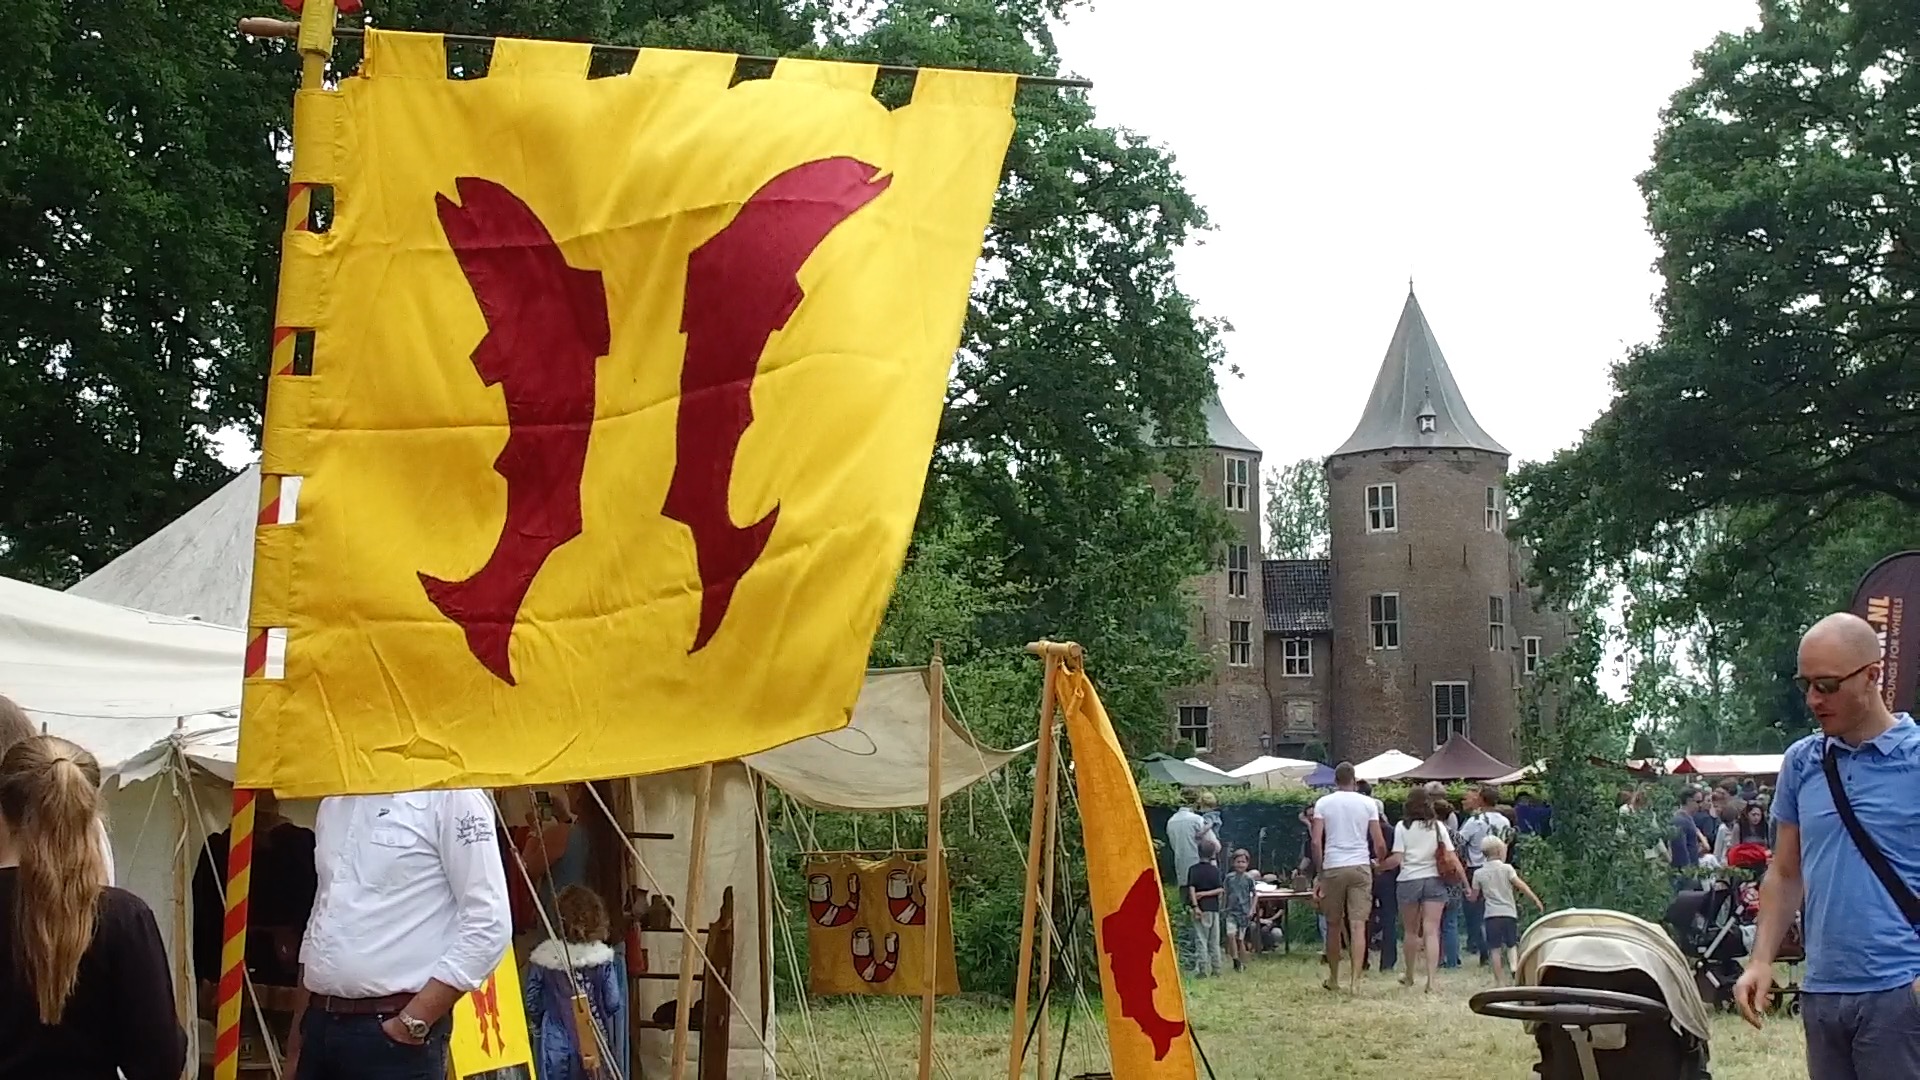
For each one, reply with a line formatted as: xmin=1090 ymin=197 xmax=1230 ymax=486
xmin=745 ymin=668 xmax=1030 ymax=811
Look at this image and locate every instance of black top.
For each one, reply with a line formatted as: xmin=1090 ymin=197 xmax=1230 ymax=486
xmin=192 ymin=823 xmax=318 ymax=985
xmin=1185 ymin=861 xmax=1223 ymax=912
xmin=0 ymin=867 xmax=187 ymax=1080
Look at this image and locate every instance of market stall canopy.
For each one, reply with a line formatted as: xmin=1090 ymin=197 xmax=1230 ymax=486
xmin=0 ymin=574 xmax=243 ymax=774
xmin=68 ymin=466 xmax=259 ymax=629
xmin=1140 ymin=753 xmax=1250 ymax=787
xmin=1228 ymin=754 xmax=1319 ymax=789
xmin=1671 ymin=754 xmax=1784 ymax=777
xmin=1391 ymin=736 xmax=1515 ymax=782
xmin=1184 ymin=757 xmax=1238 ymax=777
xmin=1353 ymin=749 xmax=1423 ymax=782
xmin=1301 ymin=763 xmax=1337 ymax=788
xmin=744 ymin=668 xmax=1030 ymax=811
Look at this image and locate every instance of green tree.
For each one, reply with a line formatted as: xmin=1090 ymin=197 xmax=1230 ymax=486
xmin=1514 ymin=0 xmax=1920 ymax=609
xmin=1263 ymin=456 xmax=1328 ymax=560
xmin=0 ymin=2 xmax=294 ymax=584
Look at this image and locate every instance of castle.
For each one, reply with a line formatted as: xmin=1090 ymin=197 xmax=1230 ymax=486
xmin=1178 ymin=289 xmax=1568 ymax=767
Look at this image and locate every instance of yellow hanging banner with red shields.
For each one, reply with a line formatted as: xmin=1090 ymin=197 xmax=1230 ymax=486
xmin=237 ymin=31 xmax=1016 ymax=796
xmin=449 ymin=955 xmax=535 ymax=1079
xmin=1057 ymin=665 xmax=1197 ymax=1078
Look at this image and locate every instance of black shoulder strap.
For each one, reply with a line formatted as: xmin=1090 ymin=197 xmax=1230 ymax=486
xmin=1821 ymin=741 xmax=1920 ymax=926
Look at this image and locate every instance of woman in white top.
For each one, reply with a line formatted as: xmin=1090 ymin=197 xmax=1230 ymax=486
xmin=1379 ymin=787 xmax=1455 ymax=992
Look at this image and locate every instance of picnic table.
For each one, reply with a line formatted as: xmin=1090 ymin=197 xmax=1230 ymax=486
xmin=1250 ymin=886 xmax=1313 ymax=954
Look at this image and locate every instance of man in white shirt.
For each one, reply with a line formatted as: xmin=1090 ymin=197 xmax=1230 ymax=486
xmin=1310 ymin=762 xmax=1386 ymax=994
xmin=286 ymin=788 xmax=512 ymax=1080
xmin=1164 ymin=790 xmax=1216 ymax=971
xmin=1456 ymin=784 xmax=1510 ymax=967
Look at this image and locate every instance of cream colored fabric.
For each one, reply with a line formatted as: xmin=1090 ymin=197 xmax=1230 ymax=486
xmin=745 ymin=668 xmax=1029 ymax=811
xmin=1516 ymin=908 xmax=1712 ymax=1043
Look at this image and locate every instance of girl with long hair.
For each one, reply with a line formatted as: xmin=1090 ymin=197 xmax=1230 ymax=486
xmin=1379 ymin=786 xmax=1455 ymax=992
xmin=0 ymin=695 xmax=113 ymax=886
xmin=0 ymin=736 xmax=184 ymax=1080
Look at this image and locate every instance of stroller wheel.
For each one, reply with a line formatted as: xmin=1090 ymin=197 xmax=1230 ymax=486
xmin=1786 ymin=995 xmax=1801 ymax=1017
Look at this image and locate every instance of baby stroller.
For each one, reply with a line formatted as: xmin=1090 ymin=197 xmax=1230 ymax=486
xmin=1664 ymin=845 xmax=1802 ymax=1015
xmin=1471 ymin=909 xmax=1712 ymax=1080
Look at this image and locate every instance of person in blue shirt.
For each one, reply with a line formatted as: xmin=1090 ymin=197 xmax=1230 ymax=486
xmin=1734 ymin=612 xmax=1920 ymax=1079
xmin=1669 ymin=787 xmax=1708 ymax=890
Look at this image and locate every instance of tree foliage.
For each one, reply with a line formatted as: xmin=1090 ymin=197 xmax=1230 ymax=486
xmin=0 ymin=1 xmax=293 ymax=584
xmin=1515 ymin=0 xmax=1919 ymax=604
xmin=1263 ymin=456 xmax=1328 ymax=560
xmin=1513 ymin=0 xmax=1920 ymax=751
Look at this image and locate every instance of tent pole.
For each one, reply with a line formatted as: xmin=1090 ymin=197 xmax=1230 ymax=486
xmin=917 ymin=644 xmax=946 ymax=1080
xmin=1006 ymin=647 xmax=1061 ymax=1080
xmin=1035 ymin=735 xmax=1060 ymax=1077
xmin=671 ymin=763 xmax=715 ymax=1080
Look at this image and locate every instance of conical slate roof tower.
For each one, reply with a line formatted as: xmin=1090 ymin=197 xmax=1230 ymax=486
xmin=1325 ymin=289 xmax=1521 ymax=763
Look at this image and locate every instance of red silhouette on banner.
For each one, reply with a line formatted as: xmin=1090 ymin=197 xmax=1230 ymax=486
xmin=419 ymin=178 xmax=610 ymax=684
xmin=851 ymin=928 xmax=899 ymax=983
xmin=470 ymin=971 xmax=506 ymax=1056
xmin=666 ymin=157 xmax=891 ymax=652
xmin=1100 ymin=869 xmax=1187 ymax=1061
xmin=807 ymin=872 xmax=860 ymax=927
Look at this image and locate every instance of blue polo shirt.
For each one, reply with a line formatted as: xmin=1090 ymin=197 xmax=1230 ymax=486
xmin=1772 ymin=715 xmax=1920 ymax=994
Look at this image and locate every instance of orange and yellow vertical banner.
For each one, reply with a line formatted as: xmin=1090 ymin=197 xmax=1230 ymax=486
xmin=1057 ymin=665 xmax=1197 ymax=1078
xmin=450 ymin=955 xmax=536 ymax=1079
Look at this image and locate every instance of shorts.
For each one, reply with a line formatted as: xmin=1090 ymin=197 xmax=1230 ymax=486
xmin=1396 ymin=876 xmax=1449 ymax=906
xmin=1224 ymin=915 xmax=1247 ymax=936
xmin=1483 ymin=916 xmax=1519 ymax=949
xmin=1317 ymin=865 xmax=1372 ymax=925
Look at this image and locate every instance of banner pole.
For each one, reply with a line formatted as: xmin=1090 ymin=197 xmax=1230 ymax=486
xmin=216 ymin=6 xmax=336 ymax=1079
xmin=1006 ymin=645 xmax=1061 ymax=1080
xmin=671 ymin=763 xmax=716 ymax=1080
xmin=1035 ymin=725 xmax=1061 ymax=1077
xmin=917 ymin=644 xmax=946 ymax=1080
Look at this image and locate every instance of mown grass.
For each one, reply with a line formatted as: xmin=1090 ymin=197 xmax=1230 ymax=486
xmin=775 ymin=952 xmax=1808 ymax=1079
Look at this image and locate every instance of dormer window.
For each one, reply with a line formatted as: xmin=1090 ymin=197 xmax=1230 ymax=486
xmin=1418 ymin=414 xmax=1436 ymax=434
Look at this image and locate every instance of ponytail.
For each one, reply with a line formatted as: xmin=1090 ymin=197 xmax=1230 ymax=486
xmin=0 ymin=735 xmax=107 ymax=1024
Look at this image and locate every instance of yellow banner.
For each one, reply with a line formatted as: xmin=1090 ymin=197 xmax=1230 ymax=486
xmin=1057 ymin=666 xmax=1196 ymax=1077
xmin=804 ymin=854 xmax=957 ymax=996
xmin=237 ymin=32 xmax=1016 ymax=795
xmin=450 ymin=954 xmax=535 ymax=1079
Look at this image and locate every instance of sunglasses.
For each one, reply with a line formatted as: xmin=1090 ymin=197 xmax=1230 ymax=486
xmin=1792 ymin=660 xmax=1877 ymax=696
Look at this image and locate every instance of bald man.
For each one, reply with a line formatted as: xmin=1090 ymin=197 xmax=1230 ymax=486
xmin=1734 ymin=613 xmax=1920 ymax=1079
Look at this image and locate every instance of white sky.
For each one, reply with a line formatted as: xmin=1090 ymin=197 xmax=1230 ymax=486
xmin=1052 ymin=0 xmax=1761 ymax=471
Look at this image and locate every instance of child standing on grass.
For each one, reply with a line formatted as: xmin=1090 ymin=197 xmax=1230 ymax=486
xmin=1468 ymin=836 xmax=1543 ymax=986
xmin=1185 ymin=837 xmax=1226 ymax=977
xmin=1222 ymin=849 xmax=1259 ymax=972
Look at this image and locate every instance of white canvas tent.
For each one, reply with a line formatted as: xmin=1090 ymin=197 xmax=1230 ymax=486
xmin=54 ymin=467 xmax=1028 ymax=1079
xmin=1354 ymin=749 xmax=1423 ymax=782
xmin=1226 ymin=754 xmax=1319 ymax=789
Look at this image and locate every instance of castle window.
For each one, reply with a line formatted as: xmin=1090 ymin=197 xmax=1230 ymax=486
xmin=1369 ymin=593 xmax=1400 ymax=650
xmin=1178 ymin=705 xmax=1211 ymax=749
xmin=1228 ymin=620 xmax=1252 ymax=666
xmin=1433 ymin=681 xmax=1469 ymax=746
xmin=1488 ymin=596 xmax=1506 ymax=651
xmin=1419 ymin=414 xmax=1436 ymax=434
xmin=1226 ymin=544 xmax=1249 ymax=598
xmin=1366 ymin=483 xmax=1398 ymax=532
xmin=1486 ymin=486 xmax=1503 ymax=531
xmin=1524 ymin=636 xmax=1542 ymax=675
xmin=1282 ymin=637 xmax=1312 ymax=677
xmin=1223 ymin=456 xmax=1250 ymax=512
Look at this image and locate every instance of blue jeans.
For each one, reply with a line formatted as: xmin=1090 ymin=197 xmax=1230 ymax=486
xmin=1464 ymin=891 xmax=1487 ymax=962
xmin=294 ymin=1010 xmax=453 ymax=1080
xmin=1439 ymin=894 xmax=1462 ymax=968
xmin=1802 ymin=983 xmax=1920 ymax=1080
xmin=1371 ymin=871 xmax=1399 ymax=971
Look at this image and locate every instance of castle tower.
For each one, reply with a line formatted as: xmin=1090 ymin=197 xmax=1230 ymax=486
xmin=1171 ymin=393 xmax=1272 ymax=763
xmin=1325 ymin=290 xmax=1520 ymax=762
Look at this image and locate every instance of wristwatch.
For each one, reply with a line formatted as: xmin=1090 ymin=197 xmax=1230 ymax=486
xmin=396 ymin=1013 xmax=431 ymax=1041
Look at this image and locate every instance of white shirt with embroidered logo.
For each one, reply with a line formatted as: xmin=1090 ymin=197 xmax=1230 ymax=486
xmin=299 ymin=789 xmax=511 ymax=999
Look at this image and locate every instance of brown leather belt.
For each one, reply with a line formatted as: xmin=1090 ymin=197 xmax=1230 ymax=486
xmin=311 ymin=992 xmax=415 ymax=1015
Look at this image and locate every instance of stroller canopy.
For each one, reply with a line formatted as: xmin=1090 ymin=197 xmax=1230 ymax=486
xmin=1518 ymin=909 xmax=1713 ymax=1044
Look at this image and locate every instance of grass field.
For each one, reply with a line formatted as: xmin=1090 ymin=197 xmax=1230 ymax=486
xmin=774 ymin=952 xmax=1808 ymax=1079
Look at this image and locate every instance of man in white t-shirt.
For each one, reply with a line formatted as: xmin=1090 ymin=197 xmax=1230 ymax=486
xmin=1310 ymin=762 xmax=1386 ymax=994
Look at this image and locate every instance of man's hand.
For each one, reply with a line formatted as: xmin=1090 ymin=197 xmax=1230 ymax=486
xmin=1732 ymin=963 xmax=1775 ymax=1029
xmin=1312 ymin=882 xmax=1324 ymax=902
xmin=381 ymin=1015 xmax=427 ymax=1046
xmin=1190 ymin=908 xmax=1203 ymax=923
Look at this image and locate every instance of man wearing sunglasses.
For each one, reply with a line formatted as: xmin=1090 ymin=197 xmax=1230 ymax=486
xmin=1734 ymin=612 xmax=1920 ymax=1079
